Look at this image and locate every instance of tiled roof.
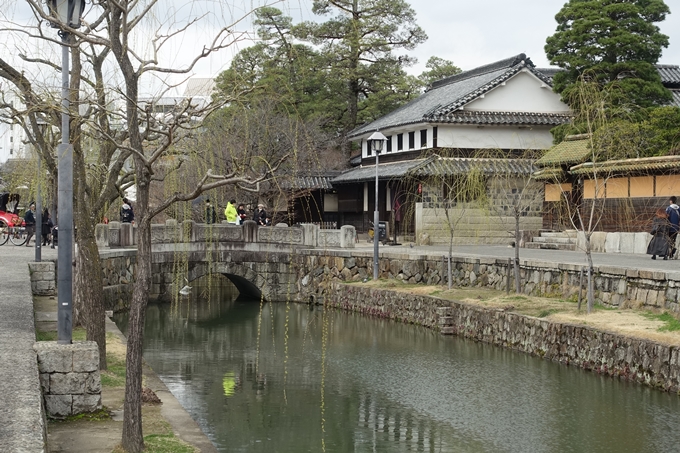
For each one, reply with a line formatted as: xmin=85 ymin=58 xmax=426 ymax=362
xmin=532 ymin=167 xmax=566 ymax=181
xmin=278 ymin=173 xmax=339 ymax=190
xmin=535 ymin=137 xmax=591 ymax=167
xmin=657 ymin=65 xmax=680 ymax=87
xmin=332 ymin=158 xmax=431 ymax=184
xmin=670 ymin=89 xmax=680 ymax=108
xmin=569 ymin=155 xmax=680 ymax=176
xmin=429 ymin=111 xmax=571 ymax=126
xmin=349 ymin=53 xmax=561 ymax=138
xmin=408 ymin=157 xmax=536 ymax=177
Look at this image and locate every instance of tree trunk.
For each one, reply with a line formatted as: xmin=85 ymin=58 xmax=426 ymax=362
xmin=75 ymin=224 xmax=107 ymax=370
xmin=514 ymin=215 xmax=521 ymax=293
xmin=122 ymin=214 xmax=151 ymax=453
xmin=584 ymin=235 xmax=595 ymax=313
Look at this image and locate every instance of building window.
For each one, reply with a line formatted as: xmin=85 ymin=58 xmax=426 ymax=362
xmin=408 ymin=131 xmax=415 ymax=149
xmin=397 ymin=133 xmax=403 ymax=151
xmin=420 ymin=129 xmax=427 ymax=148
xmin=433 ymin=127 xmax=438 ymax=148
xmin=386 ymin=136 xmax=392 ymax=153
xmin=365 ymin=139 xmax=371 ymax=156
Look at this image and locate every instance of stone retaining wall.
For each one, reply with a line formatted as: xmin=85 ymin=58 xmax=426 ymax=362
xmin=294 ymin=252 xmax=680 ymax=312
xmin=28 ymin=262 xmax=56 ymax=296
xmin=100 ymin=250 xmax=136 ymax=312
xmin=33 ymin=341 xmax=102 ymax=417
xmin=324 ymin=284 xmax=680 ymax=393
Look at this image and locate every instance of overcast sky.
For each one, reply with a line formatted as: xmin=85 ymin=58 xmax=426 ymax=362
xmin=127 ymin=0 xmax=680 ymax=83
xmin=292 ymin=0 xmax=680 ymax=73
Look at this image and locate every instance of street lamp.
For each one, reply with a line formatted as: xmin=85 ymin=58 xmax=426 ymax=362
xmin=46 ymin=0 xmax=86 ymax=345
xmin=34 ymin=116 xmax=49 ymax=263
xmin=367 ymin=131 xmax=386 ymax=281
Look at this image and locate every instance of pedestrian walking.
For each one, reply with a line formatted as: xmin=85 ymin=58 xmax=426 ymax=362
xmin=205 ymin=199 xmax=217 ymax=224
xmin=24 ymin=202 xmax=36 ymax=246
xmin=41 ymin=209 xmax=53 ymax=246
xmin=253 ymin=204 xmax=267 ymax=226
xmin=237 ymin=204 xmax=247 ymax=225
xmin=120 ymin=198 xmax=134 ymax=223
xmin=647 ymin=208 xmax=672 ymax=260
xmin=224 ymin=199 xmax=238 ymax=224
xmin=666 ymin=196 xmax=680 ymax=258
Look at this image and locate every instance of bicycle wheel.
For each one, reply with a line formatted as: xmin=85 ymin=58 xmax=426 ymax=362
xmin=0 ymin=222 xmax=9 ymax=245
xmin=9 ymin=226 xmax=27 ymax=246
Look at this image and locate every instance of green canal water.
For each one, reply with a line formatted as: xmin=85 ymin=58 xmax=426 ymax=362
xmin=115 ymin=282 xmax=680 ymax=452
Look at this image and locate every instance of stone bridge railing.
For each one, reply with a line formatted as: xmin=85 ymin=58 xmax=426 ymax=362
xmin=96 ymin=219 xmax=356 ymax=249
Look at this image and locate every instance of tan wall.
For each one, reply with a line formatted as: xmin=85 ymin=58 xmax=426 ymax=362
xmin=584 ymin=179 xmax=605 ymax=199
xmin=656 ymin=175 xmax=680 ymax=197
xmin=630 ymin=176 xmax=654 ymax=197
xmin=545 ymin=183 xmax=571 ymax=202
xmin=606 ymin=177 xmax=628 ymax=198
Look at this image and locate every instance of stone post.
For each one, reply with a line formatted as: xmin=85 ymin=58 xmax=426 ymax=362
xmin=340 ymin=225 xmax=356 ymax=248
xmin=120 ymin=222 xmax=134 ymax=247
xmin=243 ymin=220 xmax=258 ymax=243
xmin=108 ymin=221 xmax=121 ymax=247
xmin=95 ymin=223 xmax=109 ymax=248
xmin=33 ymin=341 xmax=102 ymax=417
xmin=301 ymin=223 xmax=319 ymax=247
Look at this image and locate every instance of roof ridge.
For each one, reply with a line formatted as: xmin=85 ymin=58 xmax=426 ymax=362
xmin=430 ymin=53 xmax=530 ymax=90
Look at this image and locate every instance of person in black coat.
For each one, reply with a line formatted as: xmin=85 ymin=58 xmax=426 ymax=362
xmin=253 ymin=204 xmax=267 ymax=226
xmin=41 ymin=209 xmax=53 ymax=246
xmin=24 ymin=203 xmax=36 ymax=246
xmin=647 ymin=208 xmax=672 ymax=260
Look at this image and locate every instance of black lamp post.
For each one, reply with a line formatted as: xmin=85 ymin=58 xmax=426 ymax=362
xmin=34 ymin=116 xmax=49 ymax=262
xmin=367 ymin=131 xmax=386 ymax=281
xmin=46 ymin=0 xmax=85 ymax=345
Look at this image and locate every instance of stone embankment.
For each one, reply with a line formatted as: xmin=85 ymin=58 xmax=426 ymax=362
xmin=295 ymin=252 xmax=680 ymax=313
xmin=324 ymin=284 xmax=680 ymax=394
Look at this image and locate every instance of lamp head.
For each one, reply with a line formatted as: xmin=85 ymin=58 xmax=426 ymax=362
xmin=47 ymin=0 xmax=86 ymax=29
xmin=367 ymin=130 xmax=386 ymax=154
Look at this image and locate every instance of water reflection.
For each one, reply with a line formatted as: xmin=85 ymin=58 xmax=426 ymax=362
xmin=115 ymin=278 xmax=680 ymax=452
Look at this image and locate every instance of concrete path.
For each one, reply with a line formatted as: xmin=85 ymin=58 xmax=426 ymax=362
xmin=0 ymin=241 xmax=57 ymax=453
xmin=353 ymin=242 xmax=680 ymax=273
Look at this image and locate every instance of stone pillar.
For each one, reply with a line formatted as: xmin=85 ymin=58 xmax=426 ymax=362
xmin=108 ymin=221 xmax=121 ymax=247
xmin=33 ymin=341 xmax=102 ymax=417
xmin=28 ymin=261 xmax=56 ymax=296
xmin=120 ymin=222 xmax=134 ymax=247
xmin=95 ymin=223 xmax=109 ymax=248
xmin=340 ymin=225 xmax=356 ymax=248
xmin=182 ymin=220 xmax=195 ymax=243
xmin=301 ymin=223 xmax=319 ymax=247
xmin=243 ymin=220 xmax=258 ymax=243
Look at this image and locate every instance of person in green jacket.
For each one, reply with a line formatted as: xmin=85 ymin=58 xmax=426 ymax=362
xmin=224 ymin=199 xmax=238 ymax=224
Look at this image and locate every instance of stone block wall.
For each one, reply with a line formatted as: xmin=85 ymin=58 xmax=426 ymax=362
xmin=293 ymin=251 xmax=680 ymax=313
xmin=100 ymin=250 xmax=136 ymax=312
xmin=33 ymin=341 xmax=102 ymax=417
xmin=28 ymin=261 xmax=56 ymax=296
xmin=322 ymin=284 xmax=680 ymax=393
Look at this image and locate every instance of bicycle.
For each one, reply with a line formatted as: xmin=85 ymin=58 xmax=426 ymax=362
xmin=8 ymin=225 xmax=27 ymax=246
xmin=0 ymin=221 xmax=8 ymax=245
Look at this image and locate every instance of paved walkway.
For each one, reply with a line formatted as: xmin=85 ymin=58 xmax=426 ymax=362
xmin=1 ymin=239 xmax=677 ymax=452
xmin=0 ymin=242 xmax=57 ymax=452
xmin=354 ymin=242 xmax=680 ymax=273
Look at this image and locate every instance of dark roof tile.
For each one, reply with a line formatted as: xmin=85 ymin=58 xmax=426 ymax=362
xmin=332 ymin=158 xmax=431 ymax=184
xmin=409 ymin=157 xmax=536 ymax=177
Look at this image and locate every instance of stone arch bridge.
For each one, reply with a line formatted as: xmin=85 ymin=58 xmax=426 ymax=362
xmin=99 ymin=219 xmax=359 ymax=302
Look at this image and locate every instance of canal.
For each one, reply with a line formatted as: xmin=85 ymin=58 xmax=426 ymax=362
xmin=115 ymin=280 xmax=680 ymax=452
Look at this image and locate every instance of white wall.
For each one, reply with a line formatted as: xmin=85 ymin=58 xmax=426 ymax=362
xmin=436 ymin=124 xmax=554 ymax=151
xmin=465 ymin=70 xmax=570 ymax=113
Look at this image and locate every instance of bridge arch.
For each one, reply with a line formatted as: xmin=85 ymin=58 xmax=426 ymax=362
xmin=186 ymin=261 xmax=269 ymax=300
